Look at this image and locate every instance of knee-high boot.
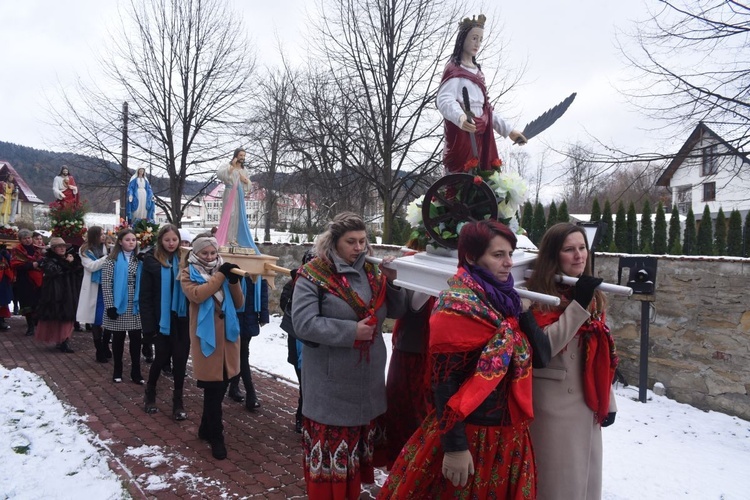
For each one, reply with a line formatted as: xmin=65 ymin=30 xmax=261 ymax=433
xmin=102 ymin=330 xmax=112 ymax=359
xmin=24 ymin=314 xmax=35 ymax=336
xmin=92 ymin=326 xmax=107 ymax=363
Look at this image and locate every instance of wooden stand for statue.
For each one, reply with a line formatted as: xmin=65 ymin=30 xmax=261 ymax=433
xmin=218 ymin=246 xmax=290 ymax=289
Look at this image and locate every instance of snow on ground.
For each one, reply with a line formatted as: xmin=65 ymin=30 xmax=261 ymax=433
xmin=2 ymin=315 xmax=750 ymax=498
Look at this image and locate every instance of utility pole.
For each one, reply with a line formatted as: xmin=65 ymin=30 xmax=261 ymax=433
xmin=121 ymin=101 xmax=129 ymax=223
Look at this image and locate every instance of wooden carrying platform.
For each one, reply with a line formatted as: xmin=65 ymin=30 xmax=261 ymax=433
xmin=219 ymin=250 xmax=290 ymax=289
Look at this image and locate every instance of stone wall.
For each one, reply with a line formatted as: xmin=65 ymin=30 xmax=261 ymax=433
xmin=595 ymin=254 xmax=750 ymax=420
xmin=259 ymin=243 xmax=750 ymax=420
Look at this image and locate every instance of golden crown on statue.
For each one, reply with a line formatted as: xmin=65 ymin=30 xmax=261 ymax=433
xmin=459 ymin=14 xmax=486 ymax=31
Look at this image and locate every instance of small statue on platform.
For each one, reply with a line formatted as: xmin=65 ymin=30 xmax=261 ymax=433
xmin=214 ymin=148 xmax=256 ymax=250
xmin=0 ymin=176 xmax=16 ymax=225
xmin=436 ymin=14 xmax=527 ymax=174
xmin=126 ymin=168 xmax=155 ymax=223
xmin=52 ymin=166 xmax=79 ymax=207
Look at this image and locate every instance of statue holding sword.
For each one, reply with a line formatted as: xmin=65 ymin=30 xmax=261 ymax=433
xmin=437 ymin=14 xmax=576 ymax=174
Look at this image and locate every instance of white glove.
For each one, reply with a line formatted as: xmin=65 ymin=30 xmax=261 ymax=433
xmin=442 ymin=450 xmax=474 ymax=487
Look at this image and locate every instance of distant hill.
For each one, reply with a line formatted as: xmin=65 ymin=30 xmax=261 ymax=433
xmin=0 ymin=141 xmax=213 ymax=212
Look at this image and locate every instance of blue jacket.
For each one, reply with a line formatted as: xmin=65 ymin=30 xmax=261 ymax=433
xmin=238 ymin=277 xmax=269 ymax=339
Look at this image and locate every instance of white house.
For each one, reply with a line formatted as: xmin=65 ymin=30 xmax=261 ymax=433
xmin=153 ymin=198 xmax=203 ymax=227
xmin=657 ymin=122 xmax=750 ymax=220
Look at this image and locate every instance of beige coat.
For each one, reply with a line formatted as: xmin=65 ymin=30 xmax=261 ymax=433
xmin=530 ymin=301 xmax=618 ymax=500
xmin=180 ymin=266 xmax=244 ymax=383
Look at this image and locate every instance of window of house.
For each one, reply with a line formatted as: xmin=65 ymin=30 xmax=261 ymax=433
xmin=703 ymin=182 xmax=716 ymax=202
xmin=702 ymin=144 xmax=718 ymax=176
xmin=677 ymin=185 xmax=692 ymax=214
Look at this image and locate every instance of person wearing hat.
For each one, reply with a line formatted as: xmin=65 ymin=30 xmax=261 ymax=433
xmin=35 ymin=237 xmax=81 ymax=353
xmin=180 ymin=233 xmax=243 ymax=460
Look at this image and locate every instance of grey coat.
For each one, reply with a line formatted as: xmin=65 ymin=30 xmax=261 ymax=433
xmin=529 ymin=301 xmax=618 ymax=500
xmin=291 ymin=252 xmax=407 ymax=427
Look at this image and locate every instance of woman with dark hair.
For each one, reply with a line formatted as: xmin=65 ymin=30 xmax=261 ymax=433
xmin=140 ymin=224 xmax=190 ymax=420
xmin=101 ymin=228 xmax=144 ymax=384
xmin=77 ymin=226 xmax=110 ymax=362
xmin=380 ymin=220 xmax=540 ymax=499
xmin=437 ymin=14 xmax=526 ymax=173
xmin=524 ymin=222 xmax=617 ymax=500
xmin=292 ymin=212 xmax=406 ymax=500
xmin=10 ymin=229 xmax=43 ymax=336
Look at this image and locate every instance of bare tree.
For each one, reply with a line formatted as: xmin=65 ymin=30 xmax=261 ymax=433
xmin=245 ymin=68 xmax=299 ymax=242
xmin=561 ymin=143 xmax=605 ymax=213
xmin=310 ymin=0 xmax=466 ymax=242
xmin=52 ymin=0 xmax=256 ymax=224
xmin=620 ymin=0 xmax=750 ymax=149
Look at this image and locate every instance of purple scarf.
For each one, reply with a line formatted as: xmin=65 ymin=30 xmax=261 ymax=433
xmin=463 ymin=264 xmax=522 ymax=318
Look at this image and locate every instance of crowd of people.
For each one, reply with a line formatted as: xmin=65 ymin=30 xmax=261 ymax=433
xmin=0 ymin=11 xmax=621 ymax=497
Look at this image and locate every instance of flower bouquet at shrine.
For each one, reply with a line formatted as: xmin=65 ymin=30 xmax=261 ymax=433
xmin=49 ymin=199 xmax=87 ymax=245
xmin=405 ymin=163 xmax=528 ymax=252
xmin=132 ymin=219 xmax=160 ymax=250
xmin=389 ymin=163 xmax=539 ymax=298
xmin=0 ymin=224 xmax=18 ymax=244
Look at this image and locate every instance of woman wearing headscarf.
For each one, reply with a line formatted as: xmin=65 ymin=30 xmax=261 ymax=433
xmin=180 ymin=234 xmax=243 ymax=460
xmin=10 ymin=229 xmax=43 ymax=336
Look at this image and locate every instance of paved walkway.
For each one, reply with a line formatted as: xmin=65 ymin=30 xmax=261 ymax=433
xmin=0 ymin=316 xmax=383 ymax=499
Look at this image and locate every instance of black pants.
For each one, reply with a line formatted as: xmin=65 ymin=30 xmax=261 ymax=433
xmin=199 ymin=381 xmax=228 ymax=441
xmin=147 ymin=321 xmax=190 ymax=392
xmin=110 ymin=329 xmax=142 ymax=380
xmin=231 ymin=335 xmax=257 ymax=404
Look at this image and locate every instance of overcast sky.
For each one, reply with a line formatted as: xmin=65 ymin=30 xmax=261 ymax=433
xmin=0 ymin=0 xmax=674 ymax=196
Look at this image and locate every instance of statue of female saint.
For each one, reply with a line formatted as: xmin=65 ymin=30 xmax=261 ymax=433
xmin=0 ymin=177 xmax=15 ymax=225
xmin=52 ymin=166 xmax=79 ymax=207
xmin=126 ymin=168 xmax=155 ymax=223
xmin=436 ymin=14 xmax=526 ymax=174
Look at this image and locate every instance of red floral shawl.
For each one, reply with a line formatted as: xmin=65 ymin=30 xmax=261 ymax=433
xmin=298 ymin=256 xmax=387 ymax=359
xmin=430 ymin=268 xmax=533 ymax=433
xmin=533 ymin=294 xmax=619 ymax=424
xmin=10 ymin=243 xmax=43 ymax=288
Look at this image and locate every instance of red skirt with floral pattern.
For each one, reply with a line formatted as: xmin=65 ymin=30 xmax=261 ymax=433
xmin=378 ymin=412 xmax=536 ymax=499
xmin=303 ymin=417 xmax=382 ymax=500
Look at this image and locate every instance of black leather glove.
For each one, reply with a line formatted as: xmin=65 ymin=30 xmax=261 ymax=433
xmin=218 ymin=262 xmax=239 ymax=280
xmin=601 ymin=411 xmax=616 ymax=427
xmin=573 ymin=275 xmax=603 ymax=309
xmin=519 ymin=311 xmax=551 ymax=368
xmin=106 ymin=307 xmax=119 ymax=320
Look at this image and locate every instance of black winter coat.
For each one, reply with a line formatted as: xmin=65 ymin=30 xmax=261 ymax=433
xmin=139 ymin=251 xmax=188 ymax=335
xmin=37 ymin=252 xmax=81 ymax=322
xmin=238 ymin=276 xmax=269 ymax=339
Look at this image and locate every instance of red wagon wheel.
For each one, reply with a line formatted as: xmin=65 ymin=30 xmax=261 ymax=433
xmin=421 ymin=173 xmax=498 ymax=249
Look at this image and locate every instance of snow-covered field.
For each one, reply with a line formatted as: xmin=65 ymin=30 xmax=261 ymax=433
xmin=2 ymin=315 xmax=749 ymax=499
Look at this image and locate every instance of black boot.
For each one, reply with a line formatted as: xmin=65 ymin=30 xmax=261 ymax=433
xmin=102 ymin=330 xmax=112 ymax=359
xmin=243 ymin=371 xmax=260 ymax=411
xmin=59 ymin=339 xmax=74 ymax=353
xmin=203 ymin=384 xmax=228 ymax=459
xmin=172 ymin=390 xmax=187 ymax=421
xmin=210 ymin=436 xmax=227 ymax=460
xmin=142 ymin=332 xmax=154 ymax=363
xmin=0 ymin=317 xmax=9 ymax=331
xmin=24 ymin=316 xmax=35 ymax=336
xmin=92 ymin=326 xmax=107 ymax=363
xmin=144 ymin=385 xmax=158 ymax=414
xmin=227 ymin=377 xmax=244 ymax=403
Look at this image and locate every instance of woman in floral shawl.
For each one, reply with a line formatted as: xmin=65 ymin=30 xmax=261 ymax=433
xmin=380 ymin=220 xmax=540 ymax=499
xmin=292 ymin=212 xmax=406 ymax=500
